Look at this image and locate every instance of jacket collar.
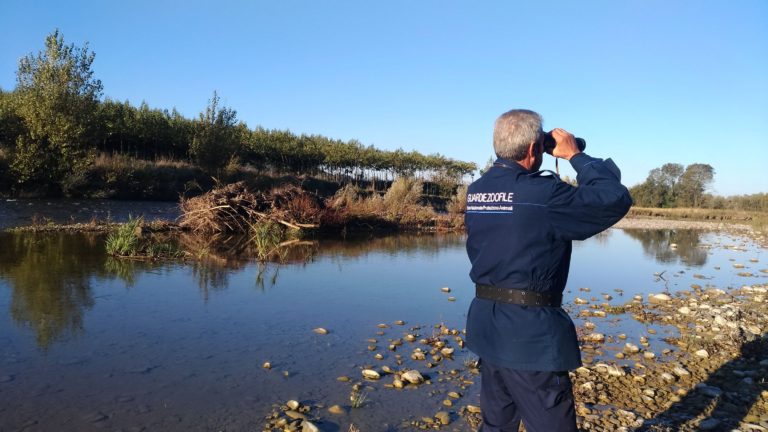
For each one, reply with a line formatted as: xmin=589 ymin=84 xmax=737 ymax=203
xmin=494 ymin=157 xmax=531 ymax=174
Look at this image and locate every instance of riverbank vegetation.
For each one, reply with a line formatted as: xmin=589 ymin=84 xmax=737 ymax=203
xmin=629 ymin=162 xmax=767 ymax=212
xmin=0 ymin=31 xmax=475 ymax=201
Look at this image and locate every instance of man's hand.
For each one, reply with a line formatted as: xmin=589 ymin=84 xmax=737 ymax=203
xmin=550 ymin=128 xmax=581 ymax=161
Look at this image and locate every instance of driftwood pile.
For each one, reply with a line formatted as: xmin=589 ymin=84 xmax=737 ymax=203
xmin=179 ymin=182 xmax=323 ymax=235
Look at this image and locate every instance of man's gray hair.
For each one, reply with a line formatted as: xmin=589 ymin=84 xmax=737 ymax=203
xmin=493 ymin=109 xmax=543 ymax=161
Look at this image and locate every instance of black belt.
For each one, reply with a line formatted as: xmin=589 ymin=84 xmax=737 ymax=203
xmin=475 ymin=284 xmax=562 ymax=307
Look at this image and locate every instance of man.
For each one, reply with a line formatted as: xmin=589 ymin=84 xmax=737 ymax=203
xmin=464 ymin=109 xmax=632 ymax=431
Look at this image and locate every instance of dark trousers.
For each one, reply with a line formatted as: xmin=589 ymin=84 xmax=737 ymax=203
xmin=479 ymin=359 xmax=577 ymax=432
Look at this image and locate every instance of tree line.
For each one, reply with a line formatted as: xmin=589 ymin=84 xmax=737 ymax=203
xmin=0 ymin=30 xmax=476 ymax=195
xmin=630 ymin=162 xmax=767 ymax=212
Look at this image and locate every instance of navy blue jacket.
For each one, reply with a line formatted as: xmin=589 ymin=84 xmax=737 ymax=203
xmin=465 ymin=152 xmax=632 ymax=371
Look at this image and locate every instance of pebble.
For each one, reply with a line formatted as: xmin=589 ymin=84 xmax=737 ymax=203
xmin=285 ymin=410 xmax=306 ymax=420
xmin=435 ymin=411 xmax=450 ymax=425
xmin=696 ymin=384 xmax=723 ymax=398
xmin=649 ymin=293 xmax=672 ymax=304
xmin=82 ymin=412 xmax=108 ymax=423
xmin=695 ymin=349 xmax=709 ymax=358
xmin=328 ymin=405 xmax=345 ymax=415
xmin=287 ymin=400 xmax=300 ymax=410
xmin=447 ymin=296 xmax=456 ymax=302
xmin=302 ymin=420 xmax=320 ymax=432
xmin=624 ymin=343 xmax=640 ymax=354
xmin=465 ymin=405 xmax=482 ymax=414
xmin=262 ymin=362 xmax=271 ymax=369
xmin=362 ymin=369 xmax=380 ymax=380
xmin=313 ymin=327 xmax=329 ymax=335
xmin=401 ymin=370 xmax=424 ymax=384
xmin=441 ymin=287 xmax=451 ymax=293
xmin=587 ymin=333 xmax=605 ymax=343
xmin=661 ymin=372 xmax=675 ymax=382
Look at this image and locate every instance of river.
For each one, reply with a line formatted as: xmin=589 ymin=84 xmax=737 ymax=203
xmin=0 ymin=210 xmax=765 ymax=430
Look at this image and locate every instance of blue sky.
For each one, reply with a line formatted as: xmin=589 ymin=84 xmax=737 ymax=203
xmin=1 ymin=0 xmax=766 ymax=195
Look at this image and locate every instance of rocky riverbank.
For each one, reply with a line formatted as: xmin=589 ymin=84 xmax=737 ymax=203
xmin=570 ymin=280 xmax=768 ymax=431
xmin=258 ymin=268 xmax=767 ymax=431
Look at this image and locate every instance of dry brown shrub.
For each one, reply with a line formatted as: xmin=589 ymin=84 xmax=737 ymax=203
xmin=382 ymin=177 xmax=422 ymax=211
xmin=179 ymin=182 xmax=322 ymax=235
xmin=268 ymin=184 xmax=324 ymax=224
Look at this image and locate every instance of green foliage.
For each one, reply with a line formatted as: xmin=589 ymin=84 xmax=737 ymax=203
xmin=190 ymin=91 xmax=239 ymax=173
xmin=630 ymin=162 xmax=715 ymax=209
xmin=12 ymin=30 xmax=102 ymax=189
xmin=105 ymin=217 xmax=142 ymax=256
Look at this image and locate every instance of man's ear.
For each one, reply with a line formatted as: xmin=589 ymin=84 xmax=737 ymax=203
xmin=527 ymin=140 xmax=538 ymax=158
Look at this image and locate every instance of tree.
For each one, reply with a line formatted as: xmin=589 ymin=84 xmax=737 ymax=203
xmin=677 ymin=163 xmax=714 ymax=207
xmin=12 ymin=29 xmax=103 ymax=189
xmin=190 ymin=91 xmax=239 ymax=173
xmin=659 ymin=163 xmax=684 ymax=205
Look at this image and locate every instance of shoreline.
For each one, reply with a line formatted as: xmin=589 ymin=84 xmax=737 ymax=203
xmin=613 ymin=217 xmax=754 ymax=231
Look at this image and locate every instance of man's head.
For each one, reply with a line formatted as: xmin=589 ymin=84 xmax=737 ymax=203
xmin=493 ymin=109 xmax=544 ymax=170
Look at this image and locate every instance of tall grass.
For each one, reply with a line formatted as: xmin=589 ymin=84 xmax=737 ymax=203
xmin=105 ymin=217 xmax=142 ymax=256
xmin=106 ymin=216 xmax=184 ymax=258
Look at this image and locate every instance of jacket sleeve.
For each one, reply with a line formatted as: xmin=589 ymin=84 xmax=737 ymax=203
xmin=547 ymin=153 xmax=632 ymax=241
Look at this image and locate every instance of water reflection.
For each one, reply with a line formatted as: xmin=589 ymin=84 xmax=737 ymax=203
xmin=622 ymin=229 xmax=708 ymax=266
xmin=0 ymin=231 xmax=465 ymax=349
xmin=0 ymin=233 xmax=100 ymax=349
